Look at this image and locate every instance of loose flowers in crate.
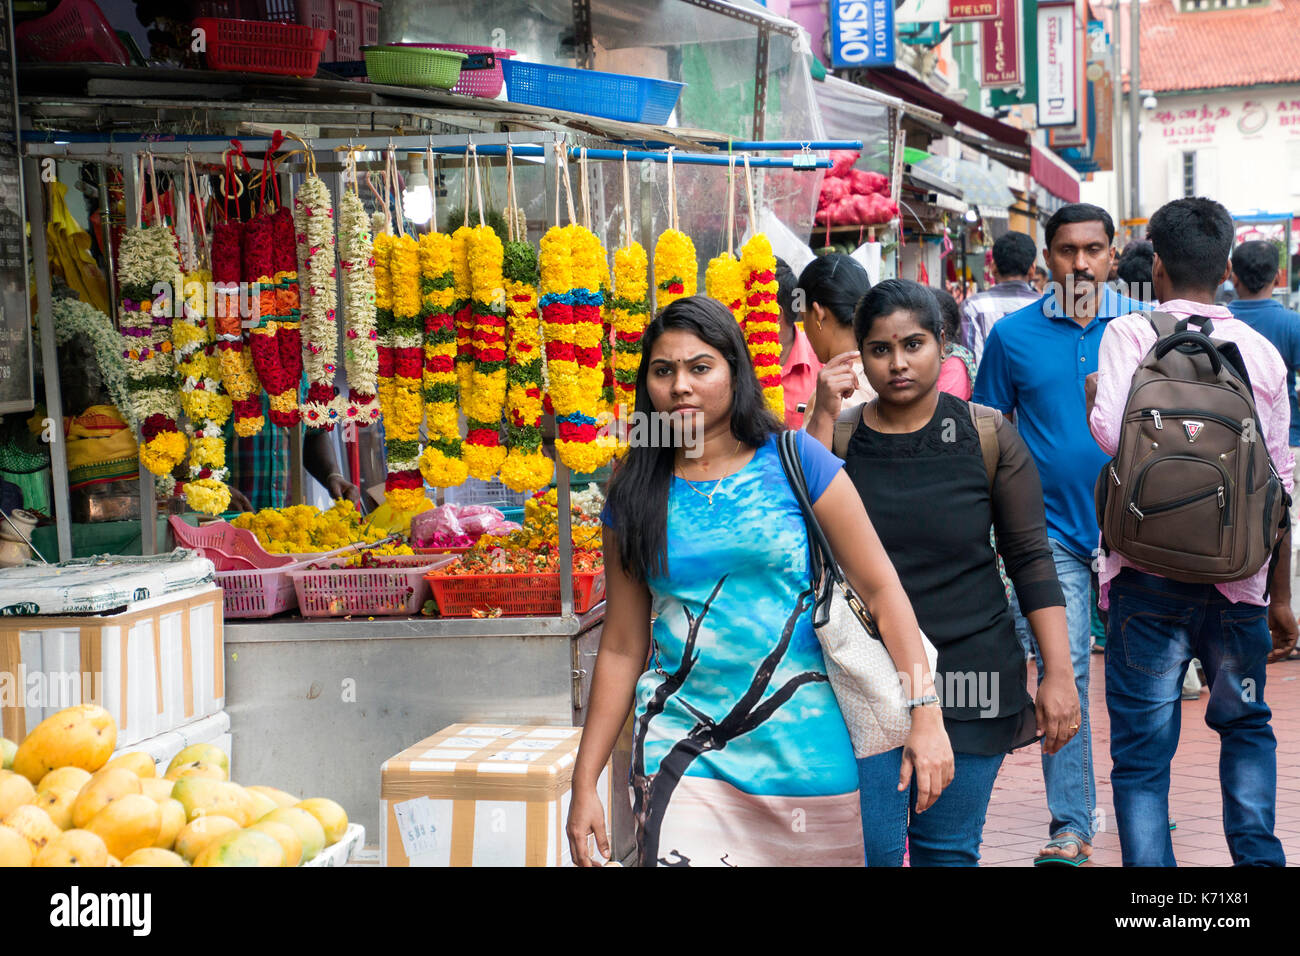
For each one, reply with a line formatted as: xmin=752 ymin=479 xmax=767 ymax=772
xmin=118 ymin=224 xmax=187 ymax=476
xmin=417 ymin=230 xmax=469 ymax=488
xmin=231 ymin=499 xmax=388 ymax=553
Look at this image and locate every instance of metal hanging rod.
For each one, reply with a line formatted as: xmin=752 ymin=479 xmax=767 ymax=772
xmin=428 ymin=144 xmax=830 ymax=169
xmin=634 ymin=139 xmax=864 ymax=151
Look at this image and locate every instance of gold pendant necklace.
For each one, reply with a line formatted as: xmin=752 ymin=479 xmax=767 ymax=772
xmin=677 ymin=439 xmax=743 ymax=506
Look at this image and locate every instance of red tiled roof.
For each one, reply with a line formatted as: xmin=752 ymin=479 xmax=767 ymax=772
xmin=1136 ymin=0 xmax=1300 ymax=93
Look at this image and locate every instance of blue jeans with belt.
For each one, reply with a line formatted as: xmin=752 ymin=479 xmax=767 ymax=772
xmin=1010 ymin=538 xmax=1097 ymax=845
xmin=858 ymin=748 xmax=1005 ymax=866
xmin=1106 ymin=568 xmax=1285 ymax=867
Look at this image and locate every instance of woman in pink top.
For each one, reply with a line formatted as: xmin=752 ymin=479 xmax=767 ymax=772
xmin=932 ymin=286 xmax=975 ymax=400
xmin=776 ymin=258 xmax=822 ymax=428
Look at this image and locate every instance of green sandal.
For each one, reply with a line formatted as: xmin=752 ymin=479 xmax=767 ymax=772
xmin=1033 ymin=834 xmax=1091 ymax=867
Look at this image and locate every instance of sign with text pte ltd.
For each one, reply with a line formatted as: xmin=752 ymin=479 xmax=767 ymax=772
xmin=949 ymin=0 xmax=1000 ymax=22
xmin=830 ymin=0 xmax=896 ymax=69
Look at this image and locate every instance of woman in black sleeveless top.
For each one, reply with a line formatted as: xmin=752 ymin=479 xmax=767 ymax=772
xmin=812 ymin=279 xmax=1079 ymax=866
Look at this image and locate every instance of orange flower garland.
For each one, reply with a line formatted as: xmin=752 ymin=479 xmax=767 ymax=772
xmin=740 ymin=233 xmax=785 ymax=418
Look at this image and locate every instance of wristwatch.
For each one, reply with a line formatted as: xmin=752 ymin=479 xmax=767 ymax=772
xmin=906 ymin=694 xmax=941 ymax=711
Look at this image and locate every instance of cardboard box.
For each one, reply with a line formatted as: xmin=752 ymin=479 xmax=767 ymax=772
xmin=380 ymin=724 xmax=612 ymax=867
xmin=0 ymin=585 xmax=225 ymax=749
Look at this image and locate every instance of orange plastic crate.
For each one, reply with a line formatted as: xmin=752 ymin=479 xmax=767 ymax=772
xmin=426 ymin=569 xmax=605 ymax=617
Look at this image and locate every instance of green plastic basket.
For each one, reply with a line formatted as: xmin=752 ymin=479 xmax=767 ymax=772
xmin=363 ymin=45 xmax=467 ymax=89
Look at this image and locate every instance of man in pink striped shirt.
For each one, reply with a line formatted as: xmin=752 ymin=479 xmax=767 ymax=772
xmin=1088 ymin=198 xmax=1294 ymax=867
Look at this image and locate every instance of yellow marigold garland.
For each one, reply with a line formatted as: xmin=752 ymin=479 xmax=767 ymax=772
xmin=610 ymin=242 xmax=649 ymax=456
xmin=381 ymin=234 xmax=427 ymax=512
xmin=741 ymin=234 xmax=785 ymax=419
xmin=499 ymin=239 xmax=553 ymax=492
xmin=416 ymin=231 xmax=468 ymax=488
xmin=177 ymin=269 xmax=233 ymax=514
xmin=462 ymin=225 xmax=509 ymax=481
xmin=705 ymin=252 xmax=746 ymax=324
xmin=451 ymin=225 xmax=476 ymax=411
xmin=653 ymin=228 xmax=696 ymax=312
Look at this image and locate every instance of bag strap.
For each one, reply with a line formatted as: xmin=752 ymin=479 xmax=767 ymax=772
xmin=832 ymin=403 xmax=865 ymax=459
xmin=967 ymin=402 xmax=1002 ymax=491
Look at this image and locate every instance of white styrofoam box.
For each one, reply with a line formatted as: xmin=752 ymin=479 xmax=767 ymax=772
xmin=302 ymin=824 xmax=365 ymax=867
xmin=0 ymin=551 xmax=215 ymax=615
xmin=0 ymin=585 xmax=225 ymax=749
xmin=110 ymin=711 xmax=231 ymax=778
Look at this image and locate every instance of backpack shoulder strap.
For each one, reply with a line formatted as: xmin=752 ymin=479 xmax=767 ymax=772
xmin=968 ymin=402 xmax=1002 ymax=490
xmin=832 ymin=403 xmax=865 ymax=459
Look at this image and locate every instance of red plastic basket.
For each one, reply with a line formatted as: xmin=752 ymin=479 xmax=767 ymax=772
xmin=168 ymin=516 xmax=297 ymax=572
xmin=260 ymin=0 xmax=380 ymax=62
xmin=15 ymin=0 xmax=131 ymax=65
xmin=426 ymin=570 xmax=606 ymax=617
xmin=193 ymin=16 xmax=331 ymax=77
xmin=290 ymin=554 xmax=456 ymax=618
xmin=398 ymin=44 xmax=516 ymax=98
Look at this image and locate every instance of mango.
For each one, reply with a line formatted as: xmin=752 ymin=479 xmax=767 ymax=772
xmin=260 ymin=807 xmax=325 ymax=863
xmin=139 ymin=778 xmax=175 ymax=803
xmin=165 ymin=744 xmax=229 ymax=781
xmin=35 ymin=787 xmax=77 ymax=830
xmin=122 ymin=847 xmax=187 ymax=867
xmin=246 ymin=785 xmax=297 ymax=809
xmin=171 ymin=777 xmax=246 ymax=825
xmin=0 ymin=823 xmax=32 ymax=866
xmin=245 ymin=789 xmax=280 ymax=823
xmin=193 ymin=829 xmax=284 ymax=868
xmin=296 ymin=798 xmax=348 ymax=846
xmin=71 ymin=767 xmax=141 ymax=829
xmin=247 ymin=820 xmax=302 ymax=867
xmin=0 ymin=769 xmax=37 ymax=817
xmin=11 ymin=705 xmax=116 ymax=784
xmin=0 ymin=737 xmax=15 ymax=770
xmin=152 ymin=797 xmax=186 ymax=850
xmin=104 ymin=751 xmax=157 ymax=779
xmin=165 ymin=761 xmax=226 ymax=783
xmin=37 ymin=766 xmax=91 ymax=795
xmin=2 ymin=804 xmax=61 ymax=857
xmin=173 ymin=815 xmax=240 ymax=863
xmin=33 ymin=829 xmax=108 ymax=868
xmin=106 ymin=855 xmax=120 ymax=866
xmin=86 ymin=794 xmax=162 ymax=860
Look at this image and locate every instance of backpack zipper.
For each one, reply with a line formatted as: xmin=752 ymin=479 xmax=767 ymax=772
xmin=1129 ymin=454 xmax=1232 ymax=522
xmin=1128 ymin=484 xmax=1224 ymax=523
xmin=1137 ymin=407 xmax=1245 ymax=434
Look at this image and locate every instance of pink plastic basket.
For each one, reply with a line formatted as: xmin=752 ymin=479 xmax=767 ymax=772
xmin=393 ymin=43 xmax=515 ymax=98
xmin=217 ymin=564 xmax=302 ymax=618
xmin=261 ymin=0 xmax=380 ymax=61
xmin=290 ymin=554 xmax=456 ymax=618
xmin=168 ymin=516 xmax=297 ymax=572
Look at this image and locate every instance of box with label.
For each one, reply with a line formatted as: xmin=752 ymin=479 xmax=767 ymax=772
xmin=380 ymin=724 xmax=612 ymax=867
xmin=0 ymin=584 xmax=225 ymax=749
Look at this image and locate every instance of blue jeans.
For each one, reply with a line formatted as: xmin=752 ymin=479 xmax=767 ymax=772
xmin=1010 ymin=537 xmax=1096 ymax=844
xmin=1106 ymin=569 xmax=1285 ymax=867
xmin=858 ymin=748 xmax=1005 ymax=866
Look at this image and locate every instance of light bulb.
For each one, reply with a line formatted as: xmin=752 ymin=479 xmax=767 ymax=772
xmin=964 ymin=207 xmax=979 ymax=223
xmin=402 ymin=170 xmax=432 ymax=226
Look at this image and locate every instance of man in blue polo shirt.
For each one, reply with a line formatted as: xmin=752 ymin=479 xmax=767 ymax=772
xmin=974 ymin=203 xmax=1142 ymax=866
xmin=1229 ymin=240 xmax=1300 ymax=607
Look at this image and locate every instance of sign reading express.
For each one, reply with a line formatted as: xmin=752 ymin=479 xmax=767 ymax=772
xmin=1036 ymin=2 xmax=1077 ymax=127
xmin=830 ymin=0 xmax=896 ymax=69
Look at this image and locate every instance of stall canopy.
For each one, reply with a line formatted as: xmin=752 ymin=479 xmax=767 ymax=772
xmin=914 ymin=155 xmax=1014 ymax=218
xmin=1031 ymin=144 xmax=1082 ymax=204
xmin=812 ymin=75 xmax=902 ymax=174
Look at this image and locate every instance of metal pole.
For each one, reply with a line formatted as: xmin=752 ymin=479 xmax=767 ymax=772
xmin=1111 ymin=1 xmax=1126 ymax=228
xmin=1129 ymin=0 xmax=1141 ymax=221
xmin=24 ymin=159 xmax=72 ymax=562
xmin=123 ymin=153 xmax=157 ymax=556
xmin=557 ymin=462 xmax=574 ymax=619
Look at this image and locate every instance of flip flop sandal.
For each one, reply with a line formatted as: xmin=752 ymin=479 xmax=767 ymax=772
xmin=1033 ymin=834 xmax=1091 ymax=867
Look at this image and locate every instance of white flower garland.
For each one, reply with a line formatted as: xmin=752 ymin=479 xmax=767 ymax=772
xmin=338 ymin=188 xmax=380 ymax=427
xmin=295 ymin=175 xmax=342 ymax=429
xmin=52 ymin=297 xmax=135 ymax=429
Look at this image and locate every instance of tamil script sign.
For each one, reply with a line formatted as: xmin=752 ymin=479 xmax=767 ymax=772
xmin=830 ymin=0 xmax=896 ymax=68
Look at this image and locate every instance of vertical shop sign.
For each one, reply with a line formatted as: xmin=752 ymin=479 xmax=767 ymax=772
xmin=830 ymin=0 xmax=896 ymax=68
xmin=980 ymin=0 xmax=1021 ymax=87
xmin=1036 ymin=1 xmax=1077 ymax=127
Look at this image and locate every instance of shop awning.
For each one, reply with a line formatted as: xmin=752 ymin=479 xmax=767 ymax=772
xmin=862 ymin=67 xmax=1031 ymax=154
xmin=914 ymin=155 xmax=1014 ymax=216
xmin=1031 ymin=144 xmax=1082 ymax=204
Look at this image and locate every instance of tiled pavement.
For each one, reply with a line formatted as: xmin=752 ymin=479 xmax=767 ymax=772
xmin=980 ymin=650 xmax=1300 ymax=867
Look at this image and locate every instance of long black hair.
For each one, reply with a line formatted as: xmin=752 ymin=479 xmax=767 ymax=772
xmin=796 ymin=253 xmax=871 ymax=327
xmin=605 ymin=296 xmax=783 ymax=583
xmin=854 ymin=278 xmax=944 ymax=346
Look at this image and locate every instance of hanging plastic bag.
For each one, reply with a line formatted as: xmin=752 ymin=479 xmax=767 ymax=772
xmin=742 ymin=206 xmax=816 ymax=277
xmin=850 ymin=240 xmax=882 ymax=285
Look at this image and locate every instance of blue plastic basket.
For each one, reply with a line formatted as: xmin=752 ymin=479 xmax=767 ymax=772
xmin=500 ymin=59 xmax=684 ymax=125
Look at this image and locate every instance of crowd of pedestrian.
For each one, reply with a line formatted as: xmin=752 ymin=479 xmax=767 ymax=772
xmin=566 ymin=195 xmax=1299 ymax=868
